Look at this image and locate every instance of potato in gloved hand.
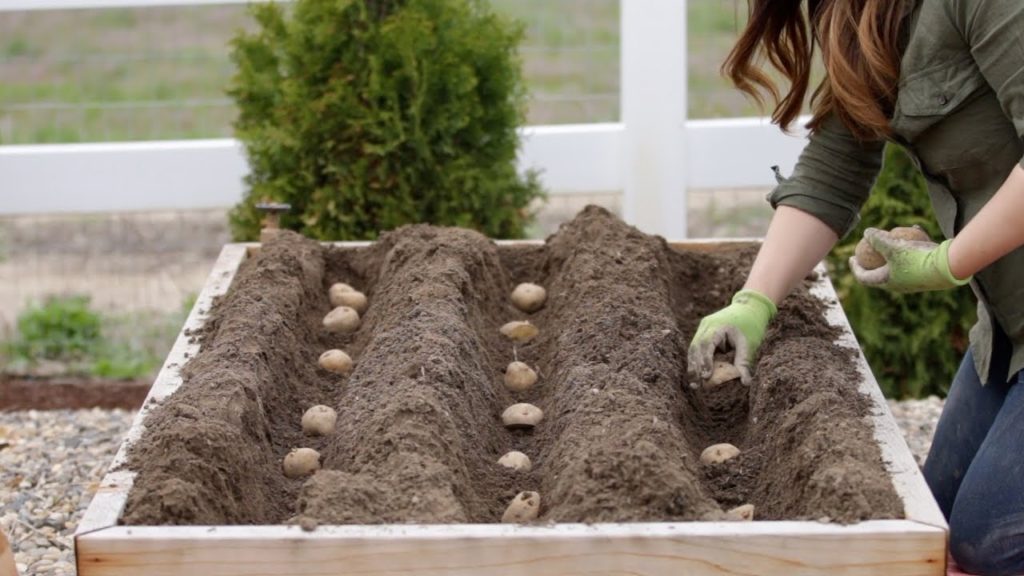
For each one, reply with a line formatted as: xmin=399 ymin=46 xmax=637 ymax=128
xmin=854 ymin=226 xmax=930 ymax=271
xmin=850 ymin=227 xmax=971 ymax=293
xmin=687 ymin=289 xmax=777 ymax=388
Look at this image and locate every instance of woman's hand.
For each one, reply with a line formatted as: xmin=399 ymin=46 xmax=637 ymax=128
xmin=687 ymin=289 xmax=776 ymax=387
xmin=686 ymin=206 xmax=839 ymax=388
xmin=850 ymin=228 xmax=971 ymax=293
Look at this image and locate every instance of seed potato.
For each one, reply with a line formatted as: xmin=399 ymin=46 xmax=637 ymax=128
xmin=298 ymin=515 xmax=319 ymax=532
xmin=856 ymin=226 xmax=931 ymax=271
xmin=707 ymin=361 xmax=742 ymax=387
xmin=854 ymin=239 xmax=887 ymax=271
xmin=328 ymin=282 xmax=354 ymax=299
xmin=301 ymin=405 xmax=338 ymax=436
xmin=510 ymin=283 xmax=547 ymax=313
xmin=318 ymin=349 xmax=353 ymax=375
xmin=283 ymin=447 xmax=321 ymax=478
xmin=497 ymin=451 xmax=533 ymax=472
xmin=331 ymin=290 xmax=368 ymax=314
xmin=323 ymin=306 xmax=360 ymax=333
xmin=891 ymin=226 xmax=931 ymax=242
xmin=502 ymin=403 xmax=543 ymax=429
xmin=700 ymin=443 xmax=741 ymax=465
xmin=727 ymin=504 xmax=755 ymax=521
xmin=500 ymin=321 xmax=539 ymax=343
xmin=501 ymin=491 xmax=541 ymax=523
xmin=504 ymin=361 xmax=538 ymax=392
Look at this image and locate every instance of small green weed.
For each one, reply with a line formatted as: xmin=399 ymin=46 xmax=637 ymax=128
xmin=91 ymin=346 xmax=156 ymax=379
xmin=8 ymin=295 xmax=103 ymax=362
xmin=2 ymin=295 xmax=180 ymax=380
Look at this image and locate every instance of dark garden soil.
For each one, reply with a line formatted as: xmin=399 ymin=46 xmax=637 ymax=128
xmin=121 ymin=206 xmax=903 ymax=526
xmin=0 ymin=377 xmax=149 ymax=411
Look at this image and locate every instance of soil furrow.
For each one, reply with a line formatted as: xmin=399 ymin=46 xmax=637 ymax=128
xmin=302 ymin=226 xmax=523 ymax=523
xmin=123 ymin=234 xmax=330 ymax=524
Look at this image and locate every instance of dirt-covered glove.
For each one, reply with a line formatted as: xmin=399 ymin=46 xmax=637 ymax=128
xmin=849 ymin=228 xmax=972 ymax=294
xmin=687 ymin=289 xmax=777 ymax=387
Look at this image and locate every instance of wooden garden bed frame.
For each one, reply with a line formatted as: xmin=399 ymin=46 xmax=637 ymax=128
xmin=74 ymin=240 xmax=948 ymax=576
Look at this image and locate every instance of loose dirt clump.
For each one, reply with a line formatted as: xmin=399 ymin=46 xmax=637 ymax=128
xmin=122 ymin=206 xmax=902 ymax=526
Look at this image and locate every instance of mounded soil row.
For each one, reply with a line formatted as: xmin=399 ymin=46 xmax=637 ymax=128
xmin=122 ymin=207 xmax=902 ymax=526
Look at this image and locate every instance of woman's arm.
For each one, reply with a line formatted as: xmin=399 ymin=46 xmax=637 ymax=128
xmin=688 ymin=113 xmax=881 ymax=386
xmin=745 ymin=205 xmax=840 ymax=303
xmin=947 ymin=164 xmax=1024 ymax=279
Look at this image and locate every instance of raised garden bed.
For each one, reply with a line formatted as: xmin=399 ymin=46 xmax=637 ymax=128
xmin=75 ymin=207 xmax=947 ymax=575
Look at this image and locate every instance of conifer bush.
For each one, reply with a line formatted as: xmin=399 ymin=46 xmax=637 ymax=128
xmin=828 ymin=145 xmax=976 ymax=399
xmin=228 ymin=0 xmax=543 ymax=240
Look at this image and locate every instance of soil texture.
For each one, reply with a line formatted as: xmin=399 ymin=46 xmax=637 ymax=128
xmin=122 ymin=206 xmax=903 ymax=526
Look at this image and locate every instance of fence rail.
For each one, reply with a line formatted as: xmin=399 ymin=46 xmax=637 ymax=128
xmin=0 ymin=118 xmax=808 ymax=216
xmin=0 ymin=0 xmax=810 ymax=236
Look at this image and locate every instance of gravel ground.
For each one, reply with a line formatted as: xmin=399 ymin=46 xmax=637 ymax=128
xmin=887 ymin=396 xmax=945 ymax=467
xmin=0 ymin=409 xmax=134 ymax=576
xmin=0 ymin=400 xmax=943 ymax=575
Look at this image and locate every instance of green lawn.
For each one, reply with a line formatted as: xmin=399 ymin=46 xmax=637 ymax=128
xmin=0 ymin=0 xmax=756 ymax=144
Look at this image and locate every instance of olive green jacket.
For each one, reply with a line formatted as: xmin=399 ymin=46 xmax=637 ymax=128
xmin=769 ymin=0 xmax=1024 ymax=383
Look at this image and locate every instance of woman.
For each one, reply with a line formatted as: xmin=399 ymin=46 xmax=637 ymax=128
xmin=687 ymin=1 xmax=1024 ymax=574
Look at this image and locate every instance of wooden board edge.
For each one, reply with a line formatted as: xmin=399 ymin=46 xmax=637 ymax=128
xmin=666 ymin=237 xmax=762 ymax=252
xmin=247 ymin=237 xmax=761 ymax=252
xmin=75 ymin=518 xmax=946 ymax=541
xmin=809 ymin=269 xmax=949 ymax=532
xmin=76 ymin=520 xmax=945 ymax=576
xmin=75 ymin=243 xmax=250 ymax=537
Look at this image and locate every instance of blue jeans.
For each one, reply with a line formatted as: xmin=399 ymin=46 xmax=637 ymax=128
xmin=923 ymin=330 xmax=1024 ymax=576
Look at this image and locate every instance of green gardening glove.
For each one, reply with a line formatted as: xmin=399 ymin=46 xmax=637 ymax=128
xmin=849 ymin=228 xmax=972 ymax=294
xmin=687 ymin=289 xmax=777 ymax=387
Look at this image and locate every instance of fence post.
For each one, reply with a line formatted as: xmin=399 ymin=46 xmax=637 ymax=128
xmin=620 ymin=0 xmax=688 ymax=238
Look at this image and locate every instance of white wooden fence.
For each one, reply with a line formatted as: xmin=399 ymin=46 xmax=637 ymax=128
xmin=0 ymin=0 xmax=811 ymax=237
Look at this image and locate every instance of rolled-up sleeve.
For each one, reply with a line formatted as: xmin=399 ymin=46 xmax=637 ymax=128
xmin=767 ymin=114 xmax=884 ymax=238
xmin=957 ymin=0 xmax=1024 ymax=170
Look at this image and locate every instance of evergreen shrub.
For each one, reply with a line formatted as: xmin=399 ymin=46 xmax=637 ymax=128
xmin=228 ymin=0 xmax=543 ymax=240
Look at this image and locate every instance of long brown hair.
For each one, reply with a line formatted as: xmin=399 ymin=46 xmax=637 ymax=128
xmin=723 ymin=0 xmax=910 ymax=140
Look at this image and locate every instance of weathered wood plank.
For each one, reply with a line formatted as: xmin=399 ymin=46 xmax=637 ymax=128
xmin=809 ymin=270 xmax=948 ymax=531
xmin=77 ymin=521 xmax=944 ymax=576
xmin=251 ymin=238 xmax=758 ymax=254
xmin=667 ymin=238 xmax=760 ymax=252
